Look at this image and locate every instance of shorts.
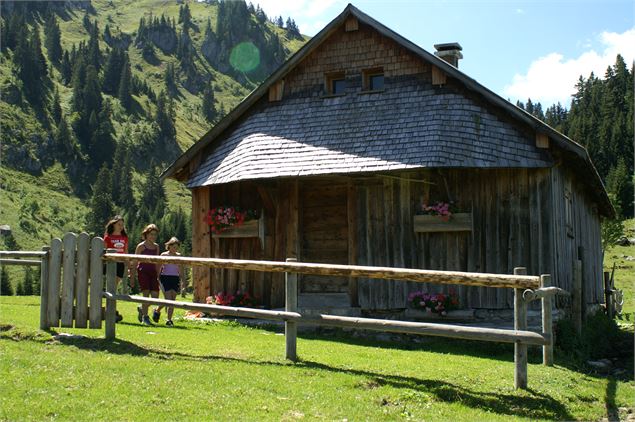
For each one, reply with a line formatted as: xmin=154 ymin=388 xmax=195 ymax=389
xmin=102 ymin=263 xmax=125 ymax=278
xmin=160 ymin=275 xmax=181 ymax=292
xmin=138 ymin=270 xmax=159 ymax=292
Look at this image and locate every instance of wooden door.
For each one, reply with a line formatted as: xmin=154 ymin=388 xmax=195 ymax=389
xmin=300 ymin=180 xmax=349 ymax=293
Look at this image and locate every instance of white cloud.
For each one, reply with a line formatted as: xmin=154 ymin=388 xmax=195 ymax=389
xmin=503 ymin=28 xmax=635 ymax=108
xmin=255 ymin=0 xmax=345 ymax=35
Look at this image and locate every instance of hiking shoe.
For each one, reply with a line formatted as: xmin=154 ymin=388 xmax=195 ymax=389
xmin=137 ymin=306 xmax=143 ymax=323
xmin=152 ymin=309 xmax=161 ymax=323
xmin=166 ymin=320 xmax=174 ymax=327
xmin=116 ymin=311 xmax=123 ymax=323
xmin=142 ymin=315 xmax=152 ymax=326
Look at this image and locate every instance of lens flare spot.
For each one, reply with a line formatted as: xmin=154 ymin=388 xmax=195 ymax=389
xmin=229 ymin=41 xmax=260 ymax=73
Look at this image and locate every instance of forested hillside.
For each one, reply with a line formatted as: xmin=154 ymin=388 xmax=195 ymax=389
xmin=0 ymin=0 xmax=306 ymax=258
xmin=515 ymin=55 xmax=634 ymax=219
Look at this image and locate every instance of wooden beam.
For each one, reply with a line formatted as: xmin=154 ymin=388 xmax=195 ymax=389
xmin=345 ymin=16 xmax=358 ymax=31
xmin=0 ymin=259 xmax=41 ymax=266
xmin=268 ymin=80 xmax=284 ymax=102
xmin=104 ymin=293 xmax=301 ymax=321
xmin=103 ymin=292 xmax=548 ymax=346
xmin=536 ymin=132 xmax=549 ymax=149
xmin=192 ymin=187 xmax=211 ymax=303
xmin=0 ymin=250 xmax=47 ymax=258
xmin=39 ymin=246 xmax=50 ymax=330
xmin=514 ymin=267 xmax=528 ymax=390
xmin=104 ymin=253 xmax=541 ymax=289
xmin=256 ymin=185 xmax=277 ymax=216
xmin=347 ymin=181 xmax=358 ymax=306
xmin=541 ymin=274 xmax=554 ymax=366
xmin=285 ymin=258 xmax=298 ymax=361
xmin=431 ymin=65 xmax=446 ymax=85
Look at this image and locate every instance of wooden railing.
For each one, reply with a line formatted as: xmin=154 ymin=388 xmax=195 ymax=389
xmin=102 ymin=253 xmax=560 ymax=389
xmin=19 ymin=232 xmax=569 ymax=390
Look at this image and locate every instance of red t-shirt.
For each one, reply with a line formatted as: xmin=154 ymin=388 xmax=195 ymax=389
xmin=104 ymin=234 xmax=128 ymax=254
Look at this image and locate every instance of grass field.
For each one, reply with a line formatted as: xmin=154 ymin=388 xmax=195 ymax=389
xmin=604 ymin=218 xmax=635 ymax=318
xmin=1 ymin=296 xmax=633 ymax=421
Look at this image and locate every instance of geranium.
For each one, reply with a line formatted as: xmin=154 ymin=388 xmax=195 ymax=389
xmin=206 ymin=207 xmax=258 ymax=234
xmin=206 ymin=290 xmax=257 ymax=307
xmin=407 ymin=289 xmax=459 ymax=316
xmin=419 ymin=201 xmax=455 ymax=221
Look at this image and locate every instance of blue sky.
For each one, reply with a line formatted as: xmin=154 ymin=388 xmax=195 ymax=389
xmin=255 ymin=0 xmax=634 ymax=109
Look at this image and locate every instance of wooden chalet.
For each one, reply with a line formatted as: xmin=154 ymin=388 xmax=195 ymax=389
xmin=163 ymin=5 xmax=613 ymax=316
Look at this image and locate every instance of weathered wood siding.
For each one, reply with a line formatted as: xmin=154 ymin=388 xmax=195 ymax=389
xmin=300 ymin=180 xmax=349 ymax=293
xmin=192 ymin=166 xmax=602 ymax=311
xmin=550 ymin=165 xmax=603 ymax=309
xmin=355 ymin=168 xmax=553 ymax=310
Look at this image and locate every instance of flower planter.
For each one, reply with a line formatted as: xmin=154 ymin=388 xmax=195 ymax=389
xmin=212 ymin=213 xmax=265 ymax=247
xmin=413 ymin=212 xmax=472 ymax=233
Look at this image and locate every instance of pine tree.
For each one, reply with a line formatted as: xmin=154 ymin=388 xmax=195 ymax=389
xmin=90 ymin=100 xmax=115 ymax=168
xmin=86 ymin=22 xmax=102 ymax=71
xmin=23 ymin=268 xmax=34 ymax=296
xmin=102 ymin=48 xmax=124 ymax=95
xmin=51 ymin=89 xmax=62 ymax=124
xmin=1 ymin=267 xmax=13 ymax=296
xmin=15 ymin=25 xmax=48 ymax=105
xmin=164 ymin=62 xmax=178 ymax=97
xmin=606 ymin=158 xmax=634 ymax=219
xmin=117 ymin=55 xmax=132 ymax=110
xmin=55 ymin=116 xmax=76 ymax=161
xmin=138 ymin=165 xmax=167 ymax=222
xmin=16 ymin=281 xmax=25 ymax=296
xmin=87 ymin=165 xmax=115 ymax=235
xmin=61 ymin=50 xmax=73 ymax=85
xmin=111 ymin=142 xmax=136 ymax=212
xmin=178 ymin=3 xmax=192 ymax=26
xmin=201 ymin=84 xmax=217 ymax=122
xmin=155 ymin=90 xmax=176 ymax=140
xmin=44 ymin=14 xmax=63 ymax=64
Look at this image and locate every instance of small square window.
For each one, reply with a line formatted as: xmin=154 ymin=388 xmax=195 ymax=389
xmin=332 ymin=78 xmax=346 ymax=94
xmin=363 ymin=68 xmax=384 ymax=91
xmin=325 ymin=71 xmax=346 ymax=96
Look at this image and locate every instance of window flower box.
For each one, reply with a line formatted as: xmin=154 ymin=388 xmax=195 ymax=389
xmin=211 ymin=211 xmax=265 ymax=247
xmin=413 ymin=212 xmax=472 ymax=233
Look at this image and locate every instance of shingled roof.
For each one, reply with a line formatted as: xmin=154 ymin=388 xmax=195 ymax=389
xmin=188 ymin=76 xmax=551 ymax=187
xmin=163 ymin=4 xmax=613 ymax=217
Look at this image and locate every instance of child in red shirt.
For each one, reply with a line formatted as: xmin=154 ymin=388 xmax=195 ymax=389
xmin=103 ymin=215 xmax=130 ymax=322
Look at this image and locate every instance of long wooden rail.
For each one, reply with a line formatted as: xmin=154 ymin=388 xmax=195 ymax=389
xmin=103 ymin=253 xmax=541 ymax=289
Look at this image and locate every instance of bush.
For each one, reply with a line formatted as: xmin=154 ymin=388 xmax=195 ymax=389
xmin=555 ymin=310 xmax=632 ymax=362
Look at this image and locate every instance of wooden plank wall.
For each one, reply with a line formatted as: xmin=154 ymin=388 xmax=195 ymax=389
xmin=192 ymin=167 xmax=602 ymax=311
xmin=356 ymin=168 xmax=553 ymax=310
xmin=550 ymin=165 xmax=603 ymax=309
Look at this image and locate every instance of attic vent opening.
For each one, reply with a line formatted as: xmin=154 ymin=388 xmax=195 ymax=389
xmin=325 ymin=71 xmax=346 ymax=96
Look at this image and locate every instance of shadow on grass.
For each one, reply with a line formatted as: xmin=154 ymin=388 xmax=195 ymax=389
xmin=45 ymin=334 xmax=575 ymax=420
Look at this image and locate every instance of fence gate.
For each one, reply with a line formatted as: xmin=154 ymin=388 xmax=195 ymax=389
xmin=40 ymin=233 xmax=105 ymax=330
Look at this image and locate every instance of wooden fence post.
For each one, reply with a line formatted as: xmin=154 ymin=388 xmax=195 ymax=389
xmin=60 ymin=233 xmax=77 ymax=327
xmin=540 ymin=274 xmax=553 ymax=366
xmin=604 ymin=272 xmax=612 ymax=320
xmin=514 ymin=267 xmax=528 ymax=389
xmin=572 ymin=259 xmax=582 ymax=335
xmin=47 ymin=238 xmax=63 ymax=328
xmin=89 ymin=237 xmax=105 ymax=329
xmin=105 ymin=249 xmax=117 ymax=340
xmin=285 ymin=258 xmax=298 ymax=362
xmin=75 ymin=233 xmax=90 ymax=328
xmin=39 ymin=246 xmax=50 ymax=330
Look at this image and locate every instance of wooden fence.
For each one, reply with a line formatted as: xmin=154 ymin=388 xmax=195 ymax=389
xmin=11 ymin=232 xmax=569 ymax=390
